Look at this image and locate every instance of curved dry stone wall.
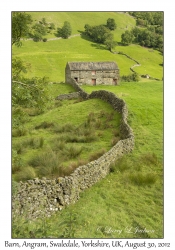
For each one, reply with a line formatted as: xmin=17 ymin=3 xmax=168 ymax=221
xmin=55 ymin=92 xmax=81 ymax=100
xmin=114 ymin=51 xmax=161 ymax=81
xmin=12 ymin=79 xmax=134 ymax=219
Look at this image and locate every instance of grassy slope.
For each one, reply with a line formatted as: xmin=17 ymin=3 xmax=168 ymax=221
xmin=27 ymin=11 xmax=135 ymax=40
xmin=13 ymin=81 xmax=163 ymax=238
xmin=13 ymin=12 xmax=163 ymax=80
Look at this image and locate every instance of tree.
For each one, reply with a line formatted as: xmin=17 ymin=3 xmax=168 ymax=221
xmin=57 ymin=21 xmax=72 ymax=39
xmin=12 ymin=12 xmax=33 ymax=46
xmin=104 ymin=33 xmax=117 ymax=52
xmin=12 ymin=58 xmax=50 ymax=114
xmin=121 ymin=30 xmax=134 ymax=45
xmin=92 ymin=25 xmax=110 ymax=43
xmin=12 ymin=14 xmax=51 ymax=128
xmin=31 ymin=23 xmax=48 ymax=41
xmin=84 ymin=24 xmax=111 ymax=44
xmin=106 ymin=18 xmax=116 ymax=30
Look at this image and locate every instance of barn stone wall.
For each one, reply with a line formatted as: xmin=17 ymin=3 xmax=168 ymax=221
xmin=65 ymin=63 xmax=120 ymax=85
xmin=12 ymin=79 xmax=134 ymax=220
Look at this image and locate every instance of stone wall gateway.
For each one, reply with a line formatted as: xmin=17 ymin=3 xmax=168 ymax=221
xmin=12 ymin=79 xmax=134 ymax=219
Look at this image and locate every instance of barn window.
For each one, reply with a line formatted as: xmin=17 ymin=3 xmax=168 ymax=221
xmin=92 ymin=70 xmax=96 ymax=75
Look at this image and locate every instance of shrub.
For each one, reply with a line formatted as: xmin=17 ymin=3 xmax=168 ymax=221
xmin=63 ymin=145 xmax=83 ymax=159
xmin=29 ymin=149 xmax=60 ymax=168
xmin=109 ymin=157 xmax=131 ymax=173
xmin=59 ymin=159 xmax=89 ymax=177
xmin=35 ymin=121 xmax=54 ymax=129
xmin=39 ymin=137 xmax=44 ymax=148
xmin=121 ymin=72 xmax=139 ymax=82
xmin=55 ymin=101 xmax=63 ymax=107
xmin=73 ymin=98 xmax=84 ymax=104
xmin=140 ymin=153 xmax=159 ymax=166
xmin=111 ymin=136 xmax=120 ymax=146
xmin=106 ymin=112 xmax=114 ymax=122
xmin=13 ymin=142 xmax=25 ymax=154
xmin=53 ymin=123 xmax=76 ymax=133
xmin=15 ymin=166 xmax=36 ymax=181
xmin=29 ymin=149 xmax=62 ymax=178
xmin=12 ymin=126 xmax=28 ymax=137
xmin=52 ymin=139 xmax=66 ymax=151
xmin=113 ymin=129 xmax=120 ymax=137
xmin=12 ymin=149 xmax=23 ymax=174
xmin=43 ymin=38 xmax=47 ymax=42
xmin=129 ymin=172 xmax=157 ymax=186
xmin=36 ymin=165 xmax=61 ymax=178
xmin=89 ymin=149 xmax=106 ymax=161
xmin=94 ymin=119 xmax=102 ymax=129
xmin=12 ymin=180 xmax=19 ymax=196
xmin=56 ymin=21 xmax=72 ymax=39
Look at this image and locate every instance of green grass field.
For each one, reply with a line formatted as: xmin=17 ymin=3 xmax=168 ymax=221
xmin=12 ymin=12 xmax=163 ymax=239
xmin=27 ymin=11 xmax=136 ymax=41
xmin=13 ymin=12 xmax=163 ymax=81
xmin=12 ymin=81 xmax=163 ymax=238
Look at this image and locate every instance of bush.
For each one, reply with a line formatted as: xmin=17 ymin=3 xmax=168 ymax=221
xmin=15 ymin=166 xmax=36 ymax=181
xmin=12 ymin=149 xmax=23 ymax=174
xmin=56 ymin=21 xmax=72 ymax=39
xmin=43 ymin=38 xmax=47 ymax=42
xmin=113 ymin=129 xmax=120 ymax=137
xmin=28 ymin=149 xmax=62 ymax=178
xmin=52 ymin=139 xmax=66 ymax=151
xmin=12 ymin=126 xmax=28 ymax=137
xmin=35 ymin=121 xmax=54 ymax=129
xmin=109 ymin=157 xmax=131 ymax=173
xmin=129 ymin=172 xmax=157 ymax=186
xmin=53 ymin=123 xmax=75 ymax=133
xmin=111 ymin=136 xmax=120 ymax=146
xmin=63 ymin=145 xmax=83 ymax=159
xmin=140 ymin=153 xmax=159 ymax=166
xmin=121 ymin=72 xmax=140 ymax=82
xmin=89 ymin=149 xmax=106 ymax=161
xmin=55 ymin=101 xmax=63 ymax=107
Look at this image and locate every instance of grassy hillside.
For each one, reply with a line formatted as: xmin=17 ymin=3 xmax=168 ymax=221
xmin=27 ymin=11 xmax=136 ymax=41
xmin=12 ymin=81 xmax=163 ymax=238
xmin=12 ymin=12 xmax=163 ymax=81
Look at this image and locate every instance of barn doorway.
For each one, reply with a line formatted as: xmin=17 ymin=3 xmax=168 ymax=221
xmin=74 ymin=77 xmax=78 ymax=83
xmin=92 ymin=79 xmax=96 ymax=85
xmin=113 ymin=79 xmax=117 ymax=85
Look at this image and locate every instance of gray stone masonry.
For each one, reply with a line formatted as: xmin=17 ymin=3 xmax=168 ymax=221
xmin=65 ymin=62 xmax=120 ymax=85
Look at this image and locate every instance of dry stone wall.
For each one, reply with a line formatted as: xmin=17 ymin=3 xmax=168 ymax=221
xmin=55 ymin=92 xmax=81 ymax=100
xmin=12 ymin=79 xmax=134 ymax=219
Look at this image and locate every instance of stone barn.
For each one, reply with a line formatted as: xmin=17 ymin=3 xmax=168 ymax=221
xmin=65 ymin=61 xmax=119 ymax=85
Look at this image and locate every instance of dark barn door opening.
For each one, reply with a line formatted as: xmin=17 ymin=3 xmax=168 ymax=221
xmin=113 ymin=79 xmax=117 ymax=85
xmin=74 ymin=77 xmax=78 ymax=82
xmin=92 ymin=79 xmax=96 ymax=85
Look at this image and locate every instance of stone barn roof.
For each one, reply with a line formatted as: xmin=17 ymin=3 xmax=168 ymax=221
xmin=67 ymin=61 xmax=118 ymax=71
